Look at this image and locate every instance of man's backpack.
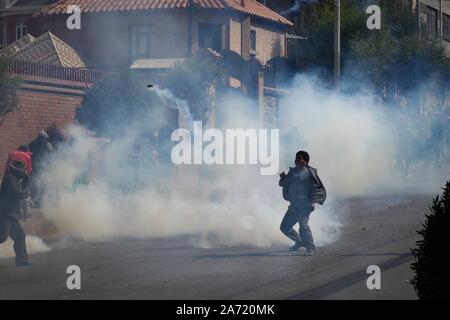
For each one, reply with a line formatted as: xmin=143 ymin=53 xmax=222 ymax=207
xmin=307 ymin=166 xmax=327 ymax=205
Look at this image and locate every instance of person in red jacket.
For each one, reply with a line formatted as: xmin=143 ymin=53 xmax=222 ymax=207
xmin=4 ymin=145 xmax=33 ymax=177
xmin=0 ymin=160 xmax=31 ymax=266
xmin=3 ymin=146 xmax=33 ymax=220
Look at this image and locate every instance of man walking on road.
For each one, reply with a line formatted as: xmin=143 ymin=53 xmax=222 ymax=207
xmin=279 ymin=151 xmax=326 ymax=256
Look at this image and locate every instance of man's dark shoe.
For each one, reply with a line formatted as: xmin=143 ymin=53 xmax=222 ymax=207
xmin=305 ymin=248 xmax=315 ymax=256
xmin=289 ymin=241 xmax=305 ymax=252
xmin=16 ymin=260 xmax=32 ymax=267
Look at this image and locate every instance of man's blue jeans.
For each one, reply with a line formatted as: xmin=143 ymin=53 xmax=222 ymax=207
xmin=280 ymin=205 xmax=315 ymax=250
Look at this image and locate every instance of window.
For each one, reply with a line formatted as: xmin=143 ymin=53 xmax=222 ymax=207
xmin=1 ymin=0 xmax=19 ymax=9
xmin=250 ymin=29 xmax=256 ymax=51
xmin=15 ymin=21 xmax=27 ymax=40
xmin=198 ymin=23 xmax=222 ymax=51
xmin=444 ymin=14 xmax=450 ymax=42
xmin=129 ymin=25 xmax=151 ymax=61
xmin=0 ymin=24 xmax=4 ymax=47
xmin=1 ymin=0 xmax=10 ymax=9
xmin=425 ymin=6 xmax=438 ymax=40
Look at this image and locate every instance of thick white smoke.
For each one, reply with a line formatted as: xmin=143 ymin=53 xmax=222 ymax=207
xmin=0 ymin=236 xmax=50 ymax=259
xmin=38 ymin=75 xmax=411 ymax=248
xmin=279 ymin=75 xmax=397 ymax=197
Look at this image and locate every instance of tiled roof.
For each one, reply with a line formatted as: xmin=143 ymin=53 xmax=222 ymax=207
xmin=3 ymin=31 xmax=88 ymax=67
xmin=0 ymin=0 xmax=59 ymax=16
xmin=7 ymin=0 xmax=57 ymax=6
xmin=421 ymin=0 xmax=450 ymax=16
xmin=37 ymin=0 xmax=293 ymax=26
xmin=0 ymin=34 xmax=36 ymax=58
xmin=225 ymin=0 xmax=292 ymax=26
xmin=8 ymin=72 xmax=96 ymax=88
xmin=130 ymin=58 xmax=187 ymax=69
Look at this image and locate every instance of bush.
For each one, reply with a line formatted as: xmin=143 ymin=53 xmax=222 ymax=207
xmin=166 ymin=52 xmax=224 ymax=122
xmin=411 ymin=181 xmax=450 ymax=299
xmin=0 ymin=59 xmax=20 ymax=125
xmin=76 ymin=70 xmax=165 ymax=137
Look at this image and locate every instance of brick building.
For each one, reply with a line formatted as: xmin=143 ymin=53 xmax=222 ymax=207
xmin=0 ymin=60 xmax=101 ymax=169
xmin=0 ymin=28 xmax=96 ymax=168
xmin=0 ymin=0 xmax=58 ymax=49
xmin=0 ymin=0 xmax=294 ymax=167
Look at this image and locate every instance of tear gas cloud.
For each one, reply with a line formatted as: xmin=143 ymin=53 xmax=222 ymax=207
xmin=0 ymin=236 xmax=50 ymax=259
xmin=281 ymin=0 xmax=318 ymax=16
xmin=38 ymin=74 xmax=444 ymax=248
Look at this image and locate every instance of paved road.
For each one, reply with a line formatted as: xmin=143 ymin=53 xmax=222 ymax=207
xmin=0 ymin=193 xmax=433 ymax=300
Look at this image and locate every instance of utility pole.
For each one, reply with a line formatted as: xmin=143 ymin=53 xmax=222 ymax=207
xmin=417 ymin=0 xmax=421 ymax=41
xmin=439 ymin=0 xmax=443 ymax=44
xmin=416 ymin=0 xmax=424 ymax=115
xmin=188 ymin=0 xmax=192 ymax=57
xmin=334 ymin=0 xmax=340 ymax=89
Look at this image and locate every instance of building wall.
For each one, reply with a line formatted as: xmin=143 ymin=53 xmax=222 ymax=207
xmin=228 ymin=15 xmax=287 ymax=65
xmin=420 ymin=3 xmax=450 ymax=56
xmin=38 ymin=10 xmax=229 ymax=68
xmin=32 ymin=10 xmax=190 ymax=68
xmin=0 ymin=85 xmax=83 ymax=169
xmin=229 ymin=16 xmax=242 ymax=55
xmin=251 ymin=20 xmax=286 ymax=64
xmin=190 ymin=10 xmax=230 ymax=55
xmin=32 ymin=9 xmax=287 ymax=68
xmin=0 ymin=13 xmax=36 ymax=47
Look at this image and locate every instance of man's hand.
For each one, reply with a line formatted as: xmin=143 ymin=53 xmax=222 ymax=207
xmin=279 ymin=171 xmax=287 ymax=186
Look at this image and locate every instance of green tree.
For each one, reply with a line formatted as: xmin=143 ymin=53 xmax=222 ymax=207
xmin=348 ymin=7 xmax=450 ymax=99
xmin=166 ymin=52 xmax=224 ymax=122
xmin=0 ymin=59 xmax=20 ymax=125
xmin=298 ymin=0 xmax=366 ymax=80
xmin=411 ymin=181 xmax=450 ymax=299
xmin=76 ymin=70 xmax=165 ymax=137
xmin=298 ymin=0 xmax=450 ymax=97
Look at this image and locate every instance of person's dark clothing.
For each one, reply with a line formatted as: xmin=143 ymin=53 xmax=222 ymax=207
xmin=0 ymin=172 xmax=28 ymax=220
xmin=29 ymin=137 xmax=52 ymax=172
xmin=49 ymin=130 xmax=64 ymax=150
xmin=280 ymin=166 xmax=326 ymax=206
xmin=282 ymin=166 xmax=312 ymax=208
xmin=0 ymin=217 xmax=28 ymax=265
xmin=0 ymin=172 xmax=29 ymax=264
xmin=29 ymin=136 xmax=52 ymax=207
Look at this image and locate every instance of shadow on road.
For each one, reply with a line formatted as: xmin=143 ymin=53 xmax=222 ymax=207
xmin=287 ymin=253 xmax=414 ymax=300
xmin=194 ymin=250 xmax=313 ymax=259
xmin=340 ymin=253 xmax=411 ymax=257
